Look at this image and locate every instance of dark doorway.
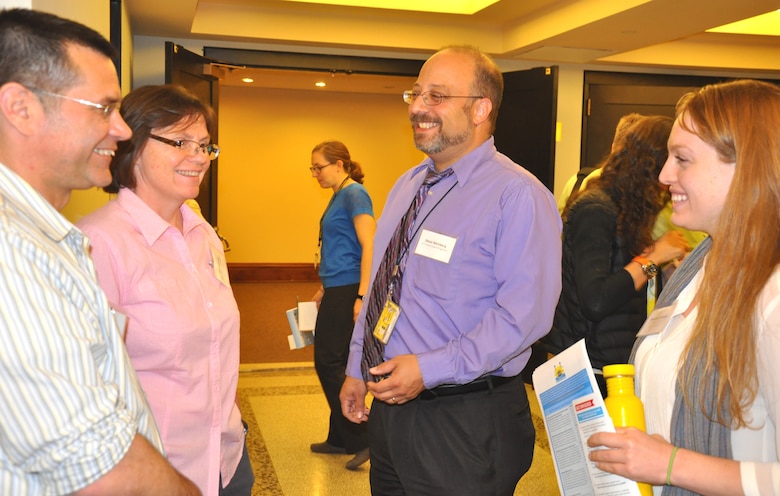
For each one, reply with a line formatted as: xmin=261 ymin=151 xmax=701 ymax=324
xmin=494 ymin=66 xmax=558 ymax=191
xmin=109 ymin=0 xmax=121 ymax=82
xmin=165 ymin=42 xmax=220 ymax=227
xmin=581 ymin=72 xmax=734 ymax=170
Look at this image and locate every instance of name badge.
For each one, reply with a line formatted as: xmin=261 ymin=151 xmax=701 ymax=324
xmin=636 ymin=301 xmax=677 ymax=337
xmin=373 ymin=299 xmax=401 ymax=344
xmin=413 ymin=229 xmax=457 ymax=264
xmin=210 ymin=244 xmax=231 ymax=287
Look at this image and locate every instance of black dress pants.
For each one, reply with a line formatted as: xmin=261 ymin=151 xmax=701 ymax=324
xmin=368 ymin=375 xmax=534 ymax=496
xmin=314 ymin=283 xmax=368 ymax=453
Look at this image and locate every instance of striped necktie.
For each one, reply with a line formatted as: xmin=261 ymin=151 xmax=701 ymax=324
xmin=360 ymin=167 xmax=454 ymax=381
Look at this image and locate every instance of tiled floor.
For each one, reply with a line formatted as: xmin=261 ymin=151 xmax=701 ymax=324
xmin=238 ymin=363 xmax=561 ymax=496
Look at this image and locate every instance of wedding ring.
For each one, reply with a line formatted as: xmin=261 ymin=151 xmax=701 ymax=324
xmin=391 ymin=396 xmax=396 ymax=403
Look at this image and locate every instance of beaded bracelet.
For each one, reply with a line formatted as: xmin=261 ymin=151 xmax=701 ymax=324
xmin=666 ymin=446 xmax=679 ymax=486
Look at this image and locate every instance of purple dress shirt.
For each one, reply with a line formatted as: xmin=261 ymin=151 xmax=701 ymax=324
xmin=346 ymin=137 xmax=562 ymax=388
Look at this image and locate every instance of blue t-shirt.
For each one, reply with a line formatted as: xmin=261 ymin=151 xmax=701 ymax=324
xmin=319 ymin=183 xmax=373 ymax=288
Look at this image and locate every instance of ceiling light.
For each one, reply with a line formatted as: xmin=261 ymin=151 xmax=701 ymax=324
xmin=315 ymin=81 xmax=327 ymax=87
xmin=282 ymin=0 xmax=499 ymax=15
xmin=707 ymin=9 xmax=780 ymax=36
xmin=242 ymin=77 xmax=254 ymax=83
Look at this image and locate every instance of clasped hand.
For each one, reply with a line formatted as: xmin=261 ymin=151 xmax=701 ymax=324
xmin=339 ymin=354 xmax=425 ymax=424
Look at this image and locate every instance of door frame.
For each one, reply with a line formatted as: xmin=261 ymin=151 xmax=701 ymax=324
xmin=165 ymin=42 xmax=221 ymax=226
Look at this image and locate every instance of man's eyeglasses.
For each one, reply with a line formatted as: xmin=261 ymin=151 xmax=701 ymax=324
xmin=149 ymin=134 xmax=220 ymax=160
xmin=403 ymin=90 xmax=484 ymax=106
xmin=30 ymin=88 xmax=120 ymax=119
xmin=309 ymin=162 xmax=335 ymax=173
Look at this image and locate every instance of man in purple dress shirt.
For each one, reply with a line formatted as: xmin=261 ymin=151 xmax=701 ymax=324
xmin=340 ymin=45 xmax=562 ymax=495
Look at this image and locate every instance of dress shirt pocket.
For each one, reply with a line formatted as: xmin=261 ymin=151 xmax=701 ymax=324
xmin=411 ymin=232 xmax=460 ymax=301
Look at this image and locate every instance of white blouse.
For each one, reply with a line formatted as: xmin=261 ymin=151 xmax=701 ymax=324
xmin=635 ymin=259 xmax=780 ymax=495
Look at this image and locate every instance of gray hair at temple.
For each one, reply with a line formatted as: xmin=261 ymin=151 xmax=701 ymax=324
xmin=438 ymin=45 xmax=504 ymax=134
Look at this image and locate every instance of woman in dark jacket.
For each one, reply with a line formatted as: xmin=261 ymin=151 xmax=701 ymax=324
xmin=543 ymin=115 xmax=690 ymax=395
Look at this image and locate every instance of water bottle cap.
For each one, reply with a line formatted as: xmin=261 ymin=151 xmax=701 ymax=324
xmin=603 ymin=363 xmax=635 ymax=378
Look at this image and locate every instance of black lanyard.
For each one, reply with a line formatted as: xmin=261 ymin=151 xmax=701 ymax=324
xmin=395 ymin=179 xmax=458 ymax=268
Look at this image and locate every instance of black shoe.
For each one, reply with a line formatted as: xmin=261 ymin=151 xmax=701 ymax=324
xmin=310 ymin=442 xmax=346 ymax=454
xmin=345 ymin=448 xmax=370 ymax=470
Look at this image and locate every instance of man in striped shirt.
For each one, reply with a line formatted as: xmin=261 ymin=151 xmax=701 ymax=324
xmin=0 ymin=9 xmax=199 ymax=495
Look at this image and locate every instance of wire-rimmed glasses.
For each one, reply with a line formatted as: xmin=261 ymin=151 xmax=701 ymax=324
xmin=29 ymin=87 xmax=120 ymax=119
xmin=149 ymin=134 xmax=220 ymax=160
xmin=402 ymin=90 xmax=484 ymax=106
xmin=309 ymin=162 xmax=335 ymax=174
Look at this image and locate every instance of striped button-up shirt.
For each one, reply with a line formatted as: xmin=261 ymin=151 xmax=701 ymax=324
xmin=0 ymin=162 xmax=163 ymax=495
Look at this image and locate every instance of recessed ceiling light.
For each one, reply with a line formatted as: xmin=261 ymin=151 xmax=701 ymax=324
xmin=315 ymin=81 xmax=327 ymax=87
xmin=242 ymin=77 xmax=254 ymax=83
xmin=281 ymin=0 xmax=498 ymax=15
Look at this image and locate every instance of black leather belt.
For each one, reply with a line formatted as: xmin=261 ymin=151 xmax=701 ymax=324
xmin=419 ymin=374 xmax=517 ymax=400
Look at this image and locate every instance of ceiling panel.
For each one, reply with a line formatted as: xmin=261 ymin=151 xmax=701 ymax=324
xmin=124 ymin=0 xmax=780 ymax=72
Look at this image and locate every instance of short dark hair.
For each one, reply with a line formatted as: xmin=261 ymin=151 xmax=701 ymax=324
xmin=0 ymin=8 xmax=116 ymax=93
xmin=106 ymin=84 xmax=216 ymax=193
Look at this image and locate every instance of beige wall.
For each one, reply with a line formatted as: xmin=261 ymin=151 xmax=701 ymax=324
xmin=218 ymin=85 xmax=423 ymax=263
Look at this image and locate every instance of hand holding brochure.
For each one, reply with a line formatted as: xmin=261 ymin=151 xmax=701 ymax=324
xmin=532 ymin=339 xmax=643 ymax=496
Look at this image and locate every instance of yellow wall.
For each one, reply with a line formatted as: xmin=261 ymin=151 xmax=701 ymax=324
xmin=218 ymin=85 xmax=424 ymax=263
xmin=33 ymin=0 xmax=132 ymax=223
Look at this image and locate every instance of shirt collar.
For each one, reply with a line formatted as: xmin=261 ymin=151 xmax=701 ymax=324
xmin=415 ymin=136 xmax=496 ymax=188
xmin=116 ymin=188 xmax=208 ymax=245
xmin=0 ymin=161 xmax=75 ymax=244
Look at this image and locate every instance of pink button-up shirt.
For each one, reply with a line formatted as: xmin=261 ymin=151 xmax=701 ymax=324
xmin=78 ymin=188 xmax=244 ymax=496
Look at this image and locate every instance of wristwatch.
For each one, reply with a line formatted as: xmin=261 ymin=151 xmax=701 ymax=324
xmin=632 ymin=256 xmax=659 ymax=280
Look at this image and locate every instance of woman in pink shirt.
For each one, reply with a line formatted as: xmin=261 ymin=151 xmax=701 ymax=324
xmin=78 ymin=84 xmax=253 ymax=496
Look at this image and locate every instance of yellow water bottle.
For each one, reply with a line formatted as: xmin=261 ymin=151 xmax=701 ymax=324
xmin=603 ymin=364 xmax=653 ymax=496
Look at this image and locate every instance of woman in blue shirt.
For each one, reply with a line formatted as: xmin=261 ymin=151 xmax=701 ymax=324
xmin=309 ymin=141 xmax=375 ymax=470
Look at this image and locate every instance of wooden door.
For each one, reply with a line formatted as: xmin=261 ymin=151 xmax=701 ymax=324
xmin=581 ymin=72 xmax=732 ymax=170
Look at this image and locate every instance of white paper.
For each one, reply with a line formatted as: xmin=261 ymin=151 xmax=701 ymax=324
xmin=532 ymin=339 xmax=642 ymax=496
xmin=111 ymin=309 xmax=128 ymax=338
xmin=297 ymin=300 xmax=318 ymax=331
